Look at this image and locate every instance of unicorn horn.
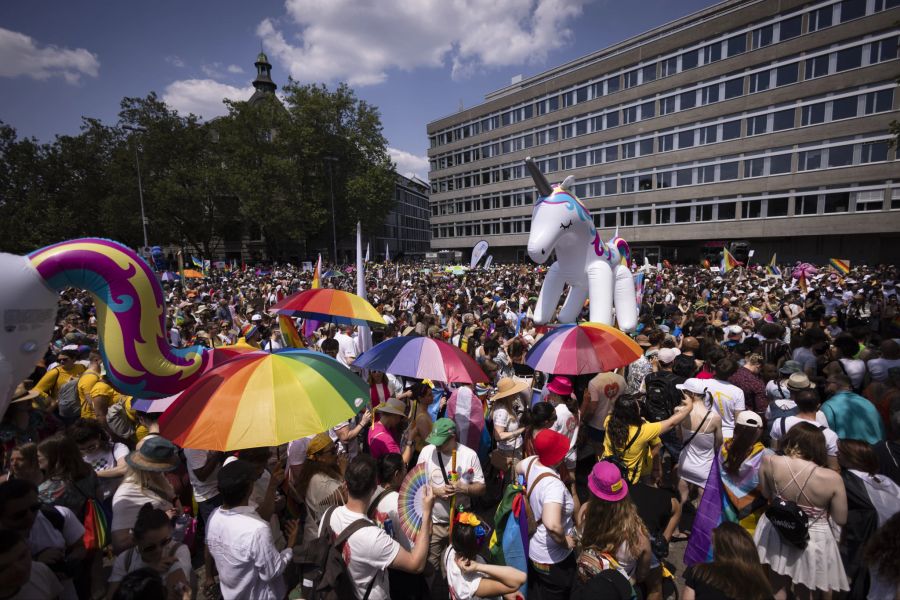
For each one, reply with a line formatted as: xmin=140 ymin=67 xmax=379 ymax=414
xmin=524 ymin=157 xmax=553 ymax=197
xmin=560 ymin=176 xmax=575 ymax=191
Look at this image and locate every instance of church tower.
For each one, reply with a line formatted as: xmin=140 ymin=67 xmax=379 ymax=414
xmin=249 ymin=52 xmax=277 ymax=104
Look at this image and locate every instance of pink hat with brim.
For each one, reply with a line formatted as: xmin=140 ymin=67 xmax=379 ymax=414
xmin=547 ymin=376 xmax=573 ymax=397
xmin=588 ymin=461 xmax=628 ymax=502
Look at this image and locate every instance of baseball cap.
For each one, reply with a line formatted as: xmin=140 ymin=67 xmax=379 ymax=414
xmin=736 ymin=412 xmax=763 ymax=428
xmin=426 ymin=418 xmax=457 ymax=446
xmin=658 ymin=348 xmax=679 ymax=364
xmin=676 ymin=378 xmax=707 ymax=395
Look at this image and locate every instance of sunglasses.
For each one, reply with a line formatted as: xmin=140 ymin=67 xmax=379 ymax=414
xmin=139 ymin=536 xmax=172 ymax=553
xmin=10 ymin=502 xmax=41 ymax=520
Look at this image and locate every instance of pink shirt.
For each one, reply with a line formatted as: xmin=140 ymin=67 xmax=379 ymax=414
xmin=367 ymin=421 xmax=401 ymax=460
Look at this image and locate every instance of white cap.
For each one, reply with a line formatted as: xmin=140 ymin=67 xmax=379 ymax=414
xmin=727 ymin=325 xmax=743 ymax=336
xmin=736 ymin=411 xmax=763 ymax=429
xmin=658 ymin=348 xmax=679 ymax=364
xmin=676 ymin=378 xmax=707 ymax=395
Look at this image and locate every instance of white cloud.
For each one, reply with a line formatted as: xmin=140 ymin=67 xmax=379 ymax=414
xmin=165 ymin=55 xmax=186 ymax=68
xmin=0 ymin=27 xmax=99 ymax=84
xmin=389 ymin=147 xmax=430 ymax=181
xmin=257 ymin=0 xmax=585 ymax=86
xmin=162 ymin=79 xmax=255 ymax=119
xmin=227 ymin=64 xmax=245 ymax=74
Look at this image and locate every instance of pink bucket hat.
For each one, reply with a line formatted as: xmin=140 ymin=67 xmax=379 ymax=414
xmin=588 ymin=461 xmax=628 ymax=502
xmin=547 ymin=376 xmax=574 ymax=397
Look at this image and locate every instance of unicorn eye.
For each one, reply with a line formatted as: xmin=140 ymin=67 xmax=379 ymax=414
xmin=559 ymin=221 xmax=572 ymax=230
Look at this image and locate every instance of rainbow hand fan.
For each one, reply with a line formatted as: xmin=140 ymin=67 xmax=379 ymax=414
xmin=398 ymin=463 xmax=429 ymax=542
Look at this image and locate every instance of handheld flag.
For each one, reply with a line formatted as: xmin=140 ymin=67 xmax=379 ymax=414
xmin=721 ymin=247 xmax=742 ymax=273
xmin=766 ymin=254 xmax=781 ymax=277
xmin=191 ymin=255 xmax=203 ymax=269
xmin=365 ymin=242 xmax=370 ymax=263
xmin=385 ymin=242 xmax=390 ymax=263
xmin=357 ymin=222 xmax=372 ymax=363
xmin=798 ymin=271 xmax=808 ymax=294
xmin=304 ymin=254 xmax=323 ymax=338
xmin=279 ymin=315 xmax=303 ymax=348
xmin=829 ymin=258 xmax=850 ymax=275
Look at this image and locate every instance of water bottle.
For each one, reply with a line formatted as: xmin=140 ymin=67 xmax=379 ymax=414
xmin=172 ymin=507 xmax=192 ymax=543
xmin=383 ymin=518 xmax=394 ymax=538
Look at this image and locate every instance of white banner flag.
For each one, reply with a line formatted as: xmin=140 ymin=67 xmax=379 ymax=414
xmin=484 ymin=255 xmax=494 ymax=269
xmin=470 ymin=240 xmax=489 ymax=269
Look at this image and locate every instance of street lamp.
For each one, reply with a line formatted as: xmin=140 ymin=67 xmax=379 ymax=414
xmin=122 ymin=125 xmax=149 ymax=252
xmin=323 ymin=155 xmax=338 ymax=263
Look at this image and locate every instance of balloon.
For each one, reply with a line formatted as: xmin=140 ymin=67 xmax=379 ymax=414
xmin=0 ymin=238 xmax=211 ymax=417
xmin=791 ymin=262 xmax=818 ymax=280
xmin=524 ymin=158 xmax=637 ymax=331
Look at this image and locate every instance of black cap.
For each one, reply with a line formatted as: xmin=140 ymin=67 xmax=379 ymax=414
xmin=217 ymin=459 xmax=256 ymax=495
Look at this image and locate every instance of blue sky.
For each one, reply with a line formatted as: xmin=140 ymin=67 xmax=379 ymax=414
xmin=0 ymin=0 xmax=718 ymax=179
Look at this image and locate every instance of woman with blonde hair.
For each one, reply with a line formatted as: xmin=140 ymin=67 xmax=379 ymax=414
xmin=293 ymin=432 xmax=347 ymax=543
xmin=683 ymin=522 xmax=773 ymax=600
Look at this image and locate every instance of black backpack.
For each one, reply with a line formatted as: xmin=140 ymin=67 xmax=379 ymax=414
xmin=293 ymin=506 xmax=378 ymax=600
xmin=643 ymin=372 xmax=679 ymax=423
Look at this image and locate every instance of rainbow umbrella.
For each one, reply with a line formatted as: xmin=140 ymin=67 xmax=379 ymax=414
xmin=353 ymin=336 xmax=487 ymax=384
xmin=132 ymin=393 xmax=180 ymax=414
xmin=268 ymin=288 xmax=385 ymax=328
xmin=205 ymin=344 xmax=258 ymax=371
xmin=525 ymin=322 xmax=643 ymax=375
xmin=158 ymin=349 xmax=368 ymax=451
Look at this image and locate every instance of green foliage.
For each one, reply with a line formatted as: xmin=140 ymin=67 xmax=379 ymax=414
xmin=0 ymin=84 xmax=397 ymax=258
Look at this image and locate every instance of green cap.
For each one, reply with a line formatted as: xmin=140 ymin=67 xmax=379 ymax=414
xmin=426 ymin=418 xmax=457 ymax=446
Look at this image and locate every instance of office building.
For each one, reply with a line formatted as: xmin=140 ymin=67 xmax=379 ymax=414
xmin=426 ymin=0 xmax=900 ymax=264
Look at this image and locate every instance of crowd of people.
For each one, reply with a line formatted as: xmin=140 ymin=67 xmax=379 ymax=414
xmin=1 ymin=257 xmax=899 ymax=600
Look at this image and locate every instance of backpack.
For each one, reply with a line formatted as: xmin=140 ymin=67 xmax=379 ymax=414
xmin=294 ymin=505 xmax=378 ymax=600
xmin=643 ymin=372 xmax=679 ymax=423
xmin=57 ymin=371 xmax=82 ymax=421
xmin=767 ymin=401 xmax=798 ymax=435
xmin=106 ymin=399 xmax=136 ymax=439
xmin=764 ymin=459 xmax=818 ymax=550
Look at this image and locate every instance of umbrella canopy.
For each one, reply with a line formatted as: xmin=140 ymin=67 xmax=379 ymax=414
xmin=353 ymin=336 xmax=488 ymax=384
xmin=204 ymin=344 xmax=259 ymax=371
xmin=160 ymin=271 xmax=179 ymax=281
xmin=525 ymin=322 xmax=643 ymax=375
xmin=132 ymin=393 xmax=180 ymax=414
xmin=158 ymin=349 xmax=368 ymax=450
xmin=269 ymin=288 xmax=385 ymax=328
xmin=182 ymin=269 xmax=204 ymax=279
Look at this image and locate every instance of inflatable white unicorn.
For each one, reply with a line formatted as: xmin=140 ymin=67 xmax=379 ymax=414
xmin=525 ymin=157 xmax=638 ymax=331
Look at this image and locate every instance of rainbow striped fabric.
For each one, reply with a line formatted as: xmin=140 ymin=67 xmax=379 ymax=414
xmin=766 ymin=253 xmax=781 ymax=277
xmin=721 ymin=247 xmax=742 ymax=273
xmin=830 ymin=258 xmax=850 ymax=275
xmin=279 ymin=315 xmax=303 ymax=348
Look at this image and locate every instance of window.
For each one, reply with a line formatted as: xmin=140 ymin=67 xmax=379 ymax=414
xmin=548 ymin=95 xmax=559 ymax=111
xmin=701 ymin=84 xmax=720 ymax=105
xmin=840 ymin=0 xmax=866 ymax=22
xmin=865 ymin=89 xmax=893 ymax=114
xmin=749 ymin=70 xmax=770 ymax=93
xmin=679 ymin=129 xmax=695 ymax=149
xmin=824 ymin=192 xmax=850 ymax=213
xmin=661 ymin=96 xmax=677 ymax=115
xmin=659 ymin=134 xmax=674 ymax=152
xmin=796 ymin=195 xmax=819 ymax=214
xmin=623 ymin=106 xmax=638 ymax=124
xmin=661 ymin=57 xmax=678 ymax=77
xmin=642 ymin=64 xmax=657 ymax=83
xmin=623 ymin=142 xmax=637 ymax=159
xmin=832 ymin=96 xmax=858 ymax=120
xmin=773 ymin=108 xmax=794 ymax=131
xmin=860 ymin=141 xmax=888 ymax=163
xmin=722 ymin=120 xmax=741 ymax=140
xmin=828 ymin=144 xmax=853 ymax=167
xmin=698 ymin=204 xmax=714 ymax=221
xmin=724 ymin=77 xmax=743 ymax=99
xmin=742 ymin=199 xmax=762 ymax=219
xmin=605 ymin=146 xmax=618 ymax=162
xmin=894 ymin=189 xmax=900 ymax=210
xmin=562 ymin=91 xmax=575 ymax=107
xmin=640 ymin=138 xmax=654 ymax=156
xmin=871 ymin=38 xmax=899 ymax=63
xmin=836 ymin=46 xmax=863 ymax=72
xmin=621 ymin=210 xmax=634 ymax=226
xmin=658 ymin=170 xmax=673 ymax=188
xmin=697 ymin=164 xmax=716 ymax=184
xmin=799 ymin=149 xmax=822 ymax=170
xmin=576 ymin=86 xmax=589 ymax=103
xmin=675 ymin=204 xmax=692 ymax=222
xmin=624 ymin=69 xmax=640 ymax=88
xmin=576 ymin=120 xmax=588 ymax=136
xmin=720 ymin=160 xmax=739 ymax=181
xmin=641 ymin=100 xmax=655 ymax=119
xmin=638 ymin=175 xmax=653 ymax=192
xmin=606 ymin=111 xmax=619 ymax=128
xmin=636 ymin=209 xmax=652 ymax=225
xmin=753 ymin=25 xmax=774 ymax=49
xmin=726 ymin=34 xmax=746 ymax=57
xmin=746 ymin=157 xmax=765 ymax=177
xmin=575 ymin=152 xmax=588 ymax=168
xmin=767 ymin=197 xmax=789 ymax=217
xmin=682 ymin=49 xmax=699 ymax=70
xmin=802 ymin=102 xmax=827 ymax=125
xmin=780 ymin=16 xmax=802 ymax=40
xmin=770 ymin=153 xmax=792 ymax=174
xmin=676 ymin=168 xmax=693 ymax=186
xmin=809 ymin=6 xmax=833 ymax=31
xmin=700 ymin=124 xmax=718 ymax=144
xmin=718 ymin=201 xmax=736 ymax=220
xmin=704 ymin=42 xmax=722 ymax=64
xmin=805 ymin=55 xmax=829 ymax=79
xmin=606 ymin=76 xmax=620 ymax=94
xmin=680 ymin=90 xmax=697 ymax=110
xmin=855 ymin=190 xmax=884 ymax=211
xmin=656 ymin=206 xmax=671 ymax=223
xmin=776 ymin=63 xmax=798 ymax=86
xmin=747 ymin=114 xmax=767 ymax=136
xmin=602 ymin=180 xmax=617 ymax=196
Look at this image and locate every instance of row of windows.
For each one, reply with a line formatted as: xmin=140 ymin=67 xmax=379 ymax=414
xmin=429 ymin=31 xmax=899 ymax=175
xmin=429 ymin=136 xmax=893 ymax=216
xmin=431 ymin=187 xmax=900 ymax=238
xmin=429 ymin=0 xmax=899 ymax=147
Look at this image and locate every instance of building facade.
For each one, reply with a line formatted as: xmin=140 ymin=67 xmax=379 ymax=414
xmin=426 ymin=0 xmax=900 ymax=264
xmin=369 ymin=174 xmax=432 ymax=260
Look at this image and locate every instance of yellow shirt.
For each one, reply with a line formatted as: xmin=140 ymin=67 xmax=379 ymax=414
xmin=77 ymin=371 xmax=101 ymax=418
xmin=90 ymin=380 xmax=129 ymax=412
xmin=601 ymin=417 xmax=663 ymax=483
xmin=31 ymin=364 xmax=86 ymax=409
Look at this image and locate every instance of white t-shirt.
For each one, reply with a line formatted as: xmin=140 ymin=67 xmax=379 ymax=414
xmin=523 ymin=457 xmax=574 ymax=564
xmin=27 ymin=507 xmax=84 ymax=600
xmin=184 ymin=449 xmax=220 ymax=502
xmin=849 ymin=470 xmax=900 ymax=527
xmin=109 ymin=542 xmax=192 ymax=582
xmin=417 ymin=444 xmax=485 ymax=523
xmin=369 ymin=487 xmax=413 ymax=552
xmin=703 ymin=379 xmax=745 ymax=437
xmin=867 ymin=357 xmax=900 ymax=382
xmin=443 ymin=546 xmax=487 ymax=600
xmin=492 ymin=406 xmax=522 ymax=452
xmin=83 ymin=442 xmax=129 ymax=500
xmin=334 ymin=332 xmax=359 ymax=368
xmin=551 ymin=403 xmax=578 ymax=469
xmin=765 ymin=379 xmax=792 ymax=401
xmin=321 ymin=506 xmax=400 ymax=600
xmin=111 ymin=480 xmax=174 ymax=532
xmin=770 ymin=416 xmax=839 ymax=456
xmin=10 ymin=560 xmax=63 ymax=600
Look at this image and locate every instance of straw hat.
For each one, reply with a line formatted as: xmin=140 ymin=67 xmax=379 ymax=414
xmin=490 ymin=378 xmax=528 ymax=402
xmin=375 ymin=397 xmax=407 ymax=417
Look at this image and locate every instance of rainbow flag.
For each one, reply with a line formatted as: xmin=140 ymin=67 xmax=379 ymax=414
xmin=830 ymin=258 xmax=850 ymax=275
xmin=798 ymin=271 xmax=808 ymax=294
xmin=721 ymin=247 xmax=742 ymax=273
xmin=303 ymin=255 xmax=322 ymax=338
xmin=765 ymin=254 xmax=781 ymax=277
xmin=279 ymin=315 xmax=304 ymax=348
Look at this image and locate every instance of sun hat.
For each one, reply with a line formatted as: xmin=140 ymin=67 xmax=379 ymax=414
xmin=533 ymin=430 xmax=570 ymax=467
xmin=547 ymin=376 xmax=574 ymax=397
xmin=490 ymin=378 xmax=528 ymax=402
xmin=125 ymin=436 xmax=180 ymax=472
xmin=426 ymin=418 xmax=457 ymax=446
xmin=736 ymin=412 xmax=763 ymax=428
xmin=657 ymin=348 xmax=679 ymax=364
xmin=306 ymin=432 xmax=334 ymax=458
xmin=635 ymin=334 xmax=651 ymax=347
xmin=588 ymin=461 xmax=628 ymax=502
xmin=10 ymin=382 xmax=40 ymax=405
xmin=217 ymin=459 xmax=257 ymax=497
xmin=375 ymin=397 xmax=407 ymax=417
xmin=786 ymin=372 xmax=815 ymax=391
xmin=676 ymin=378 xmax=707 ymax=395
xmin=779 ymin=360 xmax=802 ymax=375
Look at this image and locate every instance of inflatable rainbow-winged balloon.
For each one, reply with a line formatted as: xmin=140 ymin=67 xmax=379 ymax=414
xmin=0 ymin=238 xmax=211 ymax=418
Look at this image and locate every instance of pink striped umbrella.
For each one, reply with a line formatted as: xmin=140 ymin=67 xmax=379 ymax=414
xmin=525 ymin=322 xmax=643 ymax=375
xmin=353 ymin=336 xmax=488 ymax=384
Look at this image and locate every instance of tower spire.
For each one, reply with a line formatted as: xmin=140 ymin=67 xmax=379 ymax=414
xmin=249 ymin=50 xmax=277 ymax=104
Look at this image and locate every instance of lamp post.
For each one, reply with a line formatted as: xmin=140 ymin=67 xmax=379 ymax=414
xmin=122 ymin=125 xmax=149 ymax=252
xmin=323 ymin=155 xmax=338 ymax=263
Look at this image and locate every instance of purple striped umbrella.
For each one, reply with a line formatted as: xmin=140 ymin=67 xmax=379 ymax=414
xmin=525 ymin=322 xmax=643 ymax=375
xmin=353 ymin=336 xmax=488 ymax=384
